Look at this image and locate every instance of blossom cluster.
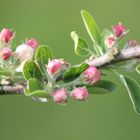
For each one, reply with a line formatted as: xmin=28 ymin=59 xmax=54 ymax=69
xmin=0 ymin=27 xmax=102 ymax=104
xmin=0 ymin=23 xmax=135 ymax=63
xmin=106 ymin=23 xmax=126 ymax=47
xmin=105 ymin=23 xmax=137 ymax=48
xmin=46 ymin=59 xmax=100 ymax=104
xmin=0 ymin=28 xmax=38 ymax=62
xmin=0 ymin=22 xmax=135 ymax=105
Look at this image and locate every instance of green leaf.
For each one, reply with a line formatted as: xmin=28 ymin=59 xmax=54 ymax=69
xmin=24 ymin=89 xmax=30 ymax=95
xmin=30 ymin=90 xmax=48 ymax=98
xmin=25 ymin=89 xmax=48 ymax=98
xmin=23 ymin=60 xmax=43 ymax=81
xmin=120 ymin=75 xmax=140 ymax=114
xmin=71 ymin=31 xmax=90 ymax=57
xmin=0 ymin=67 xmax=11 ymax=76
xmin=101 ymin=29 xmax=114 ymax=52
xmin=81 ymin=10 xmax=101 ymax=44
xmin=27 ymin=78 xmax=43 ymax=93
xmin=95 ymin=80 xmax=117 ymax=92
xmin=25 ymin=78 xmax=48 ymax=98
xmin=63 ymin=63 xmax=89 ymax=82
xmin=136 ymin=64 xmax=140 ymax=74
xmin=87 ymin=80 xmax=117 ymax=94
xmin=0 ymin=70 xmax=11 ymax=76
xmin=35 ymin=45 xmax=54 ymax=72
xmin=87 ymin=87 xmax=114 ymax=94
xmin=110 ymin=59 xmax=139 ymax=72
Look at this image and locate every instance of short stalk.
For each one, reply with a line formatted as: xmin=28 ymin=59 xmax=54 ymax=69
xmin=57 ymin=78 xmax=81 ymax=89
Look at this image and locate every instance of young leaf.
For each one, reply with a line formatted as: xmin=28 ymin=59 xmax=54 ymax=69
xmin=63 ymin=63 xmax=89 ymax=82
xmin=0 ymin=70 xmax=11 ymax=76
xmin=30 ymin=90 xmax=48 ymax=98
xmin=27 ymin=78 xmax=43 ymax=93
xmin=95 ymin=80 xmax=117 ymax=92
xmin=87 ymin=80 xmax=117 ymax=94
xmin=87 ymin=87 xmax=114 ymax=94
xmin=75 ymin=80 xmax=117 ymax=94
xmin=24 ymin=89 xmax=30 ymax=95
xmin=110 ymin=59 xmax=139 ymax=72
xmin=136 ymin=64 xmax=140 ymax=74
xmin=23 ymin=60 xmax=43 ymax=81
xmin=25 ymin=78 xmax=48 ymax=98
xmin=71 ymin=31 xmax=90 ymax=57
xmin=120 ymin=75 xmax=140 ymax=114
xmin=81 ymin=10 xmax=101 ymax=44
xmin=35 ymin=45 xmax=54 ymax=72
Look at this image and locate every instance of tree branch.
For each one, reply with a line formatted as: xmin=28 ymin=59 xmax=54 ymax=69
xmin=1 ymin=45 xmax=140 ymax=95
xmin=87 ymin=45 xmax=140 ymax=67
xmin=0 ymin=84 xmax=25 ymax=95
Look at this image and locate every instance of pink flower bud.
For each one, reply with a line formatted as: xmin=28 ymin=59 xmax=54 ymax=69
xmin=15 ymin=44 xmax=34 ymax=61
xmin=27 ymin=38 xmax=38 ymax=49
xmin=128 ymin=40 xmax=137 ymax=47
xmin=0 ymin=28 xmax=13 ymax=43
xmin=83 ymin=66 xmax=101 ymax=85
xmin=113 ymin=23 xmax=126 ymax=37
xmin=71 ymin=87 xmax=89 ymax=101
xmin=106 ymin=36 xmax=116 ymax=48
xmin=53 ymin=88 xmax=67 ymax=104
xmin=1 ymin=47 xmax=12 ymax=60
xmin=47 ymin=59 xmax=67 ymax=76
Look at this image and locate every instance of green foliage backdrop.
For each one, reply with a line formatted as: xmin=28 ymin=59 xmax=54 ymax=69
xmin=0 ymin=0 xmax=140 ymax=140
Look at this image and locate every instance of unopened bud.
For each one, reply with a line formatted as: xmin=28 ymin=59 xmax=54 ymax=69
xmin=82 ymin=65 xmax=101 ymax=85
xmin=1 ymin=47 xmax=12 ymax=60
xmin=0 ymin=28 xmax=13 ymax=43
xmin=53 ymin=88 xmax=67 ymax=104
xmin=71 ymin=87 xmax=89 ymax=101
xmin=27 ymin=38 xmax=38 ymax=49
xmin=106 ymin=36 xmax=116 ymax=48
xmin=128 ymin=40 xmax=137 ymax=47
xmin=113 ymin=23 xmax=126 ymax=37
xmin=46 ymin=59 xmax=68 ymax=76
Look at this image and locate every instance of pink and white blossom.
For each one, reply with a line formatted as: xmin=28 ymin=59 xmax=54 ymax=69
xmin=82 ymin=65 xmax=101 ymax=85
xmin=53 ymin=88 xmax=68 ymax=104
xmin=15 ymin=44 xmax=34 ymax=62
xmin=0 ymin=28 xmax=13 ymax=43
xmin=71 ymin=87 xmax=89 ymax=101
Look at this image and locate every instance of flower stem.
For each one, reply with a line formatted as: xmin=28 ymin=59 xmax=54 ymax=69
xmin=56 ymin=78 xmax=81 ymax=89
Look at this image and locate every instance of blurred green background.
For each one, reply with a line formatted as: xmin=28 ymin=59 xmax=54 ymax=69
xmin=0 ymin=0 xmax=140 ymax=140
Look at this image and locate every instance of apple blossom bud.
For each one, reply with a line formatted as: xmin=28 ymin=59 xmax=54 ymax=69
xmin=106 ymin=36 xmax=116 ymax=48
xmin=0 ymin=28 xmax=13 ymax=43
xmin=46 ymin=59 xmax=67 ymax=76
xmin=27 ymin=38 xmax=38 ymax=49
xmin=113 ymin=23 xmax=126 ymax=37
xmin=15 ymin=44 xmax=34 ymax=61
xmin=82 ymin=65 xmax=101 ymax=85
xmin=1 ymin=47 xmax=12 ymax=60
xmin=128 ymin=40 xmax=137 ymax=47
xmin=52 ymin=88 xmax=67 ymax=104
xmin=71 ymin=87 xmax=89 ymax=101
